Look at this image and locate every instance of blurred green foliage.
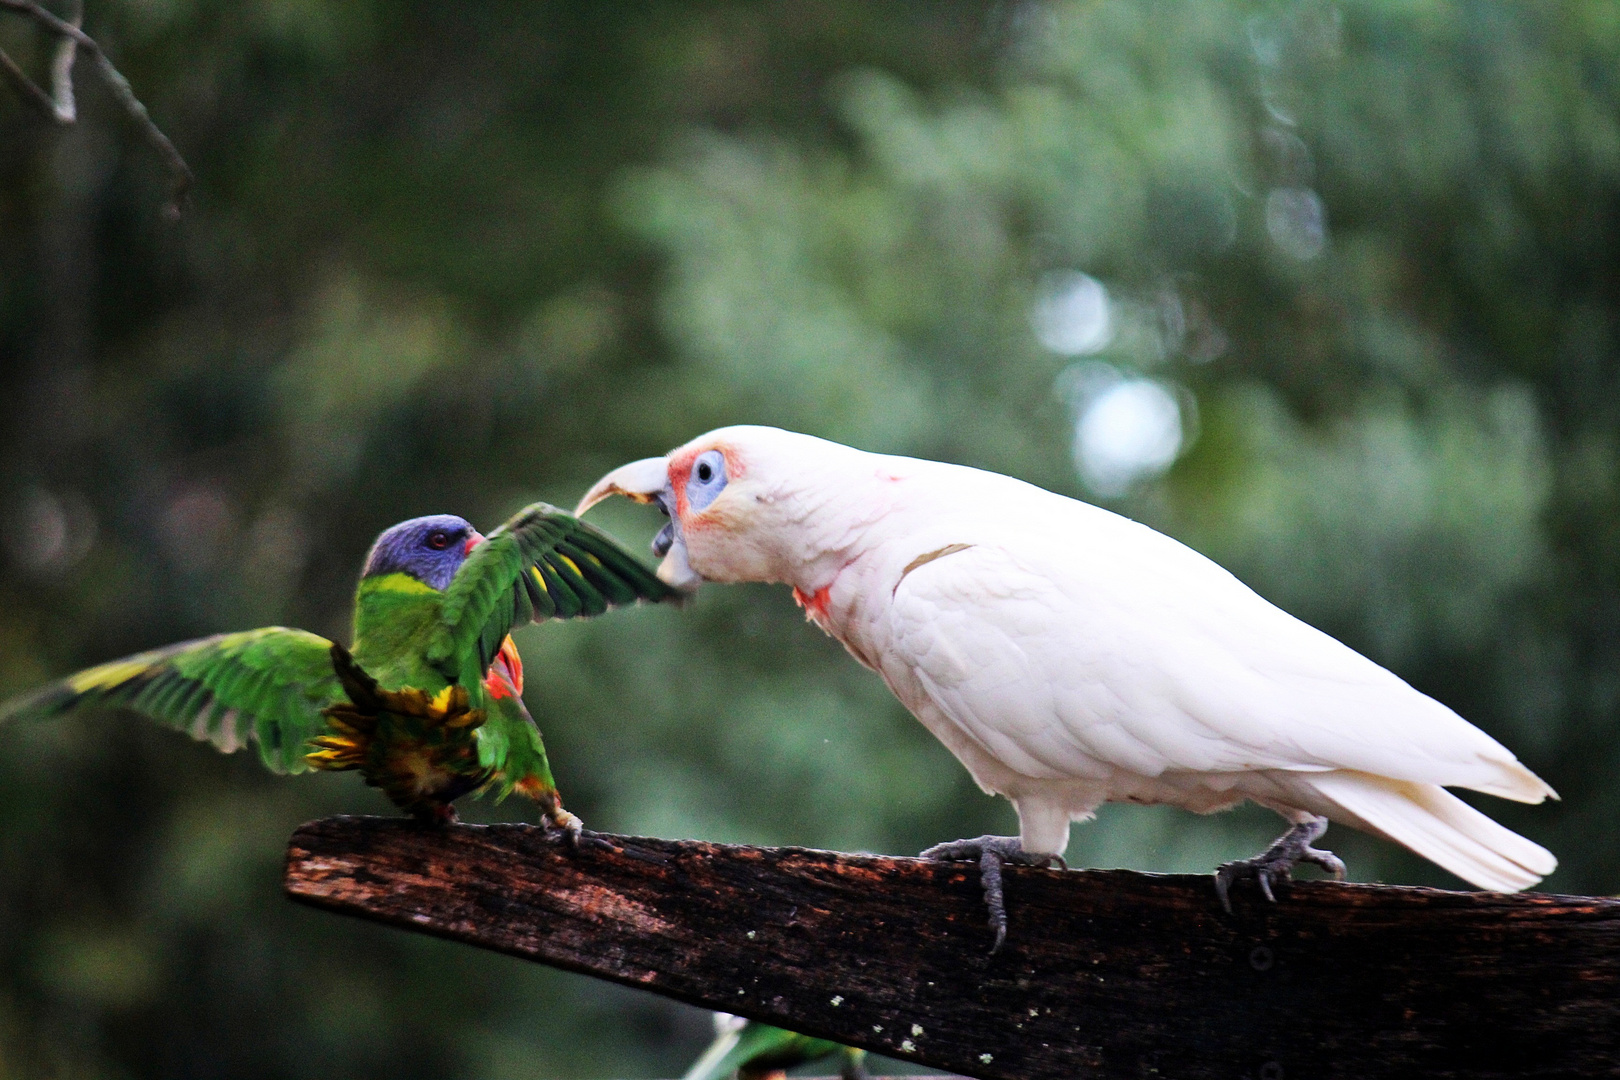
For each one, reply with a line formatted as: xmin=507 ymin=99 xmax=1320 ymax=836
xmin=1 ymin=1 xmax=1616 ymax=1076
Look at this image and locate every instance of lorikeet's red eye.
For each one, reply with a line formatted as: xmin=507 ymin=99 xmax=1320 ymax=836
xmin=425 ymin=530 xmax=453 ymax=550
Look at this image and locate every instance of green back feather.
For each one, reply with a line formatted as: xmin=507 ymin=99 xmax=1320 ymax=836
xmin=428 ymin=503 xmax=676 ymax=689
xmin=0 ymin=628 xmax=345 ymax=773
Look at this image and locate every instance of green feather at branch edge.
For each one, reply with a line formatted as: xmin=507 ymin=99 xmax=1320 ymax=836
xmin=683 ymin=1016 xmax=866 ymax=1080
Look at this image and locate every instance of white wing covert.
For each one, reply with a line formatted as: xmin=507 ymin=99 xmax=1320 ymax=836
xmin=885 ymin=536 xmax=1551 ymax=801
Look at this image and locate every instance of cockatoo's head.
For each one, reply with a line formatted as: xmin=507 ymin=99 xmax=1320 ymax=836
xmin=576 ymin=425 xmax=866 ymax=590
xmin=362 ymin=514 xmax=485 ymax=591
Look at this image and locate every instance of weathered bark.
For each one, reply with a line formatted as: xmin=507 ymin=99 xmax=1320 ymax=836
xmin=285 ymin=816 xmax=1620 ymax=1080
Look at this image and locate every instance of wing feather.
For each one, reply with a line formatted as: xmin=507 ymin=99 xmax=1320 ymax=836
xmin=887 ymin=536 xmax=1552 ymax=801
xmin=428 ymin=502 xmax=675 ymax=687
xmin=1 ymin=627 xmax=345 ymax=774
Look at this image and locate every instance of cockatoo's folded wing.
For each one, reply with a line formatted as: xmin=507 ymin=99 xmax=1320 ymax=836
xmin=0 ymin=627 xmax=344 ymax=774
xmin=888 ymin=535 xmax=1554 ymax=802
xmin=427 ymin=502 xmax=676 ymax=688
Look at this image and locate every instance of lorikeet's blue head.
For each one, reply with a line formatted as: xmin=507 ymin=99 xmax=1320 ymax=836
xmin=361 ymin=514 xmax=483 ymax=591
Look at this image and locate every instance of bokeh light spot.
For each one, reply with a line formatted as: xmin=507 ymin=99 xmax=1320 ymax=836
xmin=1033 ymin=271 xmax=1113 ymax=355
xmin=1060 ymin=364 xmax=1187 ymax=496
xmin=1265 ymin=187 xmax=1327 ymax=260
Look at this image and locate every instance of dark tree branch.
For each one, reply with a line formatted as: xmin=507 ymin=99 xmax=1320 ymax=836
xmin=0 ymin=0 xmax=192 ymax=219
xmin=286 ymin=816 xmax=1620 ymax=1080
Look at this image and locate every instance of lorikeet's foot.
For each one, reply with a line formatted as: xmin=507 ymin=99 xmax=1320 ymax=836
xmin=1214 ymin=814 xmax=1346 ymax=914
xmin=532 ymin=795 xmax=615 ymax=852
xmin=416 ymin=802 xmax=460 ymax=826
xmin=922 ymin=834 xmax=1067 ymax=954
xmin=547 ymin=807 xmax=585 ymax=845
xmin=545 ymin=806 xmax=611 ymax=851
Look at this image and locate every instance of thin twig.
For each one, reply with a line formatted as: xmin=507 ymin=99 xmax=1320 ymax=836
xmin=0 ymin=0 xmax=193 ymax=219
xmin=0 ymin=43 xmax=57 ymax=116
xmin=47 ymin=0 xmax=79 ymax=122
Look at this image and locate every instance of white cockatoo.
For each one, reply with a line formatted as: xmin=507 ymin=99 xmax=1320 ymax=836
xmin=579 ymin=425 xmax=1557 ymax=948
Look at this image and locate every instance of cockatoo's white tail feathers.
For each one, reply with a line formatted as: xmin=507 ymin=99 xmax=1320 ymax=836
xmin=1467 ymin=759 xmax=1560 ymax=805
xmin=1305 ymin=772 xmax=1556 ymax=892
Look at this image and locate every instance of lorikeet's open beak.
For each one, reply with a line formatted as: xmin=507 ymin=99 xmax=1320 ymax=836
xmin=576 ymin=456 xmax=700 ymax=591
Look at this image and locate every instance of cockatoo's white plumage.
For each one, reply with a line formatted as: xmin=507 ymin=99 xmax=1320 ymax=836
xmin=579 ymin=425 xmax=1557 ymax=894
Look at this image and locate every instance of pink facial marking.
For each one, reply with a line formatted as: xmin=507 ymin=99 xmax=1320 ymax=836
xmin=667 ymin=450 xmax=697 ymax=518
xmin=668 ymin=443 xmax=739 ymax=525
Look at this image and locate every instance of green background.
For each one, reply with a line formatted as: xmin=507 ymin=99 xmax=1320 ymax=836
xmin=1 ymin=1 xmax=1616 ymax=1076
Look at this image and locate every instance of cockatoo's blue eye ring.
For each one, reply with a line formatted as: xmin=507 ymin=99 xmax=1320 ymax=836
xmin=686 ymin=449 xmax=728 ymax=511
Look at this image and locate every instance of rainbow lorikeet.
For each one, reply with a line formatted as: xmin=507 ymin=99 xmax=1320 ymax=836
xmin=682 ymin=1015 xmax=866 ymax=1080
xmin=1 ymin=504 xmax=675 ymax=831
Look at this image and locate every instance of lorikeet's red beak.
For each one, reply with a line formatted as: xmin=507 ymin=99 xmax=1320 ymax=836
xmin=463 ymin=531 xmax=485 ymax=556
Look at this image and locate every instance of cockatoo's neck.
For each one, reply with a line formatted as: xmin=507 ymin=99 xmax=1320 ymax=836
xmin=768 ymin=457 xmax=911 ymax=596
xmin=758 ymin=458 xmax=933 ymax=655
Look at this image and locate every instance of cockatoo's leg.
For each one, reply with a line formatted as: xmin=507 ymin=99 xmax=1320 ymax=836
xmin=922 ymin=835 xmax=1067 ymax=953
xmin=1213 ymin=814 xmax=1346 ymax=913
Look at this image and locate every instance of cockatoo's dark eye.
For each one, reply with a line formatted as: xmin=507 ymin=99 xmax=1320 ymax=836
xmin=425 ymin=530 xmax=453 ymax=550
xmin=685 ymin=449 xmax=728 ymax=512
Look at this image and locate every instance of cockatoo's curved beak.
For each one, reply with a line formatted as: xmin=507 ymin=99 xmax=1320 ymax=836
xmin=574 ymin=457 xmax=670 ymax=515
xmin=575 ymin=456 xmax=703 ymax=591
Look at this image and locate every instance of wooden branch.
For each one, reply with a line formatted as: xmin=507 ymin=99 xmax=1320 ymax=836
xmin=286 ymin=816 xmax=1620 ymax=1080
xmin=0 ymin=0 xmax=192 ymax=219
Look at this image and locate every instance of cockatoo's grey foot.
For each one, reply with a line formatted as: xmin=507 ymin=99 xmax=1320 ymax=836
xmin=922 ymin=834 xmax=1066 ymax=954
xmin=1214 ymin=815 xmax=1346 ymax=914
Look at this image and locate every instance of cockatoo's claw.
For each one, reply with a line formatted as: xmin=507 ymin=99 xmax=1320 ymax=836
xmin=922 ymin=834 xmax=1060 ymax=954
xmin=1214 ymin=815 xmax=1344 ymax=914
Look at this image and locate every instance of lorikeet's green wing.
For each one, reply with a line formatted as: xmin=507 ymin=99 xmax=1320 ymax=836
xmin=0 ymin=628 xmax=346 ymax=774
xmin=481 ymin=691 xmax=558 ymax=802
xmin=428 ymin=502 xmax=675 ymax=689
xmin=682 ymin=1018 xmax=864 ymax=1080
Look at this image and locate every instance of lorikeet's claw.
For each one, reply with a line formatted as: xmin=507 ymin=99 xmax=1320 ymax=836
xmin=922 ymin=834 xmax=1064 ymax=954
xmin=574 ymin=829 xmax=618 ymax=853
xmin=543 ymin=807 xmax=616 ymax=853
xmin=546 ymin=807 xmax=584 ymax=845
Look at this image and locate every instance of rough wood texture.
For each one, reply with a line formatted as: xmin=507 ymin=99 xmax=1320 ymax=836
xmin=285 ymin=816 xmax=1620 ymax=1080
